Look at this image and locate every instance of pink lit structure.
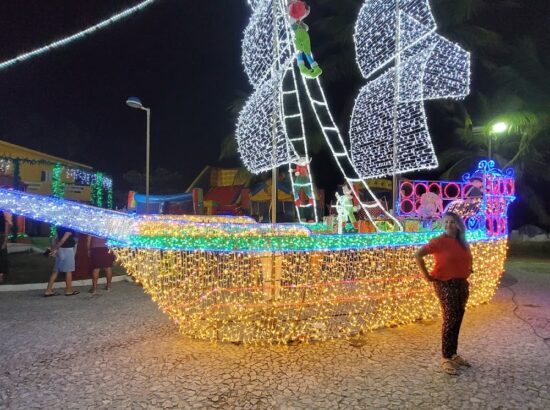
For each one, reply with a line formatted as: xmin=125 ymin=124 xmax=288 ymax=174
xmin=397 ymin=160 xmax=515 ymax=236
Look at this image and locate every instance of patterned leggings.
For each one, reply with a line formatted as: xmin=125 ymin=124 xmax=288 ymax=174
xmin=433 ymin=279 xmax=469 ymax=359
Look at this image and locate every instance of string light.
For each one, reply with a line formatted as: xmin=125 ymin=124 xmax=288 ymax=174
xmin=0 ymin=0 xmax=159 ymax=71
xmin=64 ymin=168 xmax=113 ymax=190
xmin=0 ymin=156 xmax=113 ymax=202
xmin=111 ymin=238 xmax=507 ymax=344
xmin=236 ymin=72 xmax=299 ymax=173
xmin=0 ymin=188 xmax=134 ymax=241
xmin=0 ymin=186 xmax=511 ymax=343
xmin=350 ymin=0 xmax=470 ymax=178
xmin=0 ymin=159 xmax=13 ymax=175
xmin=242 ymin=0 xmax=293 ymax=88
xmin=397 ymin=160 xmax=515 ymax=238
xmin=239 ymin=0 xmax=401 ymax=229
xmin=458 ymin=160 xmax=515 ymax=236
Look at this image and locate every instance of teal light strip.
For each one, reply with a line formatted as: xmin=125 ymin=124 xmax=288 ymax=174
xmin=109 ymin=230 xmax=491 ymax=252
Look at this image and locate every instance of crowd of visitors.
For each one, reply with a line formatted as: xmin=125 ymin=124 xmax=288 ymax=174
xmin=43 ymin=229 xmax=115 ymax=297
xmin=0 ymin=220 xmax=115 ymax=293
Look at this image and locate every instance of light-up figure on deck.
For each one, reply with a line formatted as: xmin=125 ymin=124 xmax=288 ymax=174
xmin=293 ymin=157 xmax=315 ymax=206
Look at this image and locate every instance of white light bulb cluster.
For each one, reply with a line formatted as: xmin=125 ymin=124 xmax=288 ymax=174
xmin=237 ymin=0 xmax=298 ymax=173
xmin=236 ymin=73 xmax=299 ymax=173
xmin=247 ymin=0 xmax=264 ymax=8
xmin=0 ymin=159 xmax=13 ymax=175
xmin=64 ymin=168 xmax=113 ymax=189
xmin=350 ymin=0 xmax=470 ymax=179
xmin=242 ymin=0 xmax=293 ymax=88
xmin=0 ymin=188 xmax=135 ymax=241
xmin=0 ymin=188 xmax=312 ymax=247
xmin=0 ymin=0 xmax=159 ymax=71
xmin=354 ymin=0 xmax=436 ymax=79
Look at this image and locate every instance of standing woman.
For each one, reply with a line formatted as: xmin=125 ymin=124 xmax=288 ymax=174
xmin=44 ymin=227 xmax=79 ymax=296
xmin=87 ymin=235 xmax=115 ymax=295
xmin=0 ymin=211 xmax=13 ymax=283
xmin=415 ymin=212 xmax=473 ymax=375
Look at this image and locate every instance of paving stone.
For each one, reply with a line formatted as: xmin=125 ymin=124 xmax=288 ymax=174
xmin=0 ymin=265 xmax=549 ymax=409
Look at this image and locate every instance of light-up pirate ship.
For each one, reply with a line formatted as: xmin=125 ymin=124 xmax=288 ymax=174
xmin=0 ymin=1 xmax=515 ymax=344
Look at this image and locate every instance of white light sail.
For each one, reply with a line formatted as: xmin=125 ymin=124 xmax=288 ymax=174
xmin=350 ymin=0 xmax=470 ymax=179
xmin=236 ymin=72 xmax=299 ymax=173
xmin=354 ymin=0 xmax=436 ymax=79
xmin=242 ymin=0 xmax=293 ymax=89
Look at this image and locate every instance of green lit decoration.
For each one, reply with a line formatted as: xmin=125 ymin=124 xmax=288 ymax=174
xmin=50 ymin=163 xmax=65 ymax=237
xmin=108 ymin=229 xmax=489 ymax=253
xmin=92 ymin=172 xmax=104 ymax=207
xmin=107 ymin=185 xmax=113 ymax=210
xmin=51 ymin=163 xmax=65 ymax=198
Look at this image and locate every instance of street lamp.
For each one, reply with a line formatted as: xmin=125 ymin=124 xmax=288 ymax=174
xmin=126 ymin=96 xmax=151 ymax=213
xmin=488 ymin=121 xmax=508 ymax=160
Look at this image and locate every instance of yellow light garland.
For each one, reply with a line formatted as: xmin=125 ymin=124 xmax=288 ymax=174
xmin=113 ymin=238 xmax=507 ymax=344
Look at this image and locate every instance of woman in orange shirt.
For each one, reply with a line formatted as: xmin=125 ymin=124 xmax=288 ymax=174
xmin=415 ymin=212 xmax=473 ymax=375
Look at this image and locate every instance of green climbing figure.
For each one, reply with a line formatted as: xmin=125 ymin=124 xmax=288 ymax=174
xmin=288 ymin=1 xmax=322 ymax=78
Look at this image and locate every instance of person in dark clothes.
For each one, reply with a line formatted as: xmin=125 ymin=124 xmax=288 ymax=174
xmin=0 ymin=211 xmax=13 ymax=283
xmin=87 ymin=235 xmax=115 ymax=295
xmin=44 ymin=227 xmax=79 ymax=296
xmin=415 ymin=212 xmax=473 ymax=375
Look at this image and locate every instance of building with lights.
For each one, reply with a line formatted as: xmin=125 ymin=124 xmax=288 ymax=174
xmin=0 ymin=140 xmax=97 ymax=200
xmin=0 ymin=139 xmax=113 ymax=237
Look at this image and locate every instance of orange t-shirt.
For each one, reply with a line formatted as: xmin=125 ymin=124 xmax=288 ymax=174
xmin=423 ymin=235 xmax=472 ymax=281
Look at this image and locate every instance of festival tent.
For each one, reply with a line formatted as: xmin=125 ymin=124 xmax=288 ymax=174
xmin=187 ymin=166 xmax=252 ymax=216
xmin=249 ymin=178 xmax=296 ymax=222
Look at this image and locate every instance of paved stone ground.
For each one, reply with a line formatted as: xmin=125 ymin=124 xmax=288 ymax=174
xmin=1 ymin=259 xmax=549 ymax=409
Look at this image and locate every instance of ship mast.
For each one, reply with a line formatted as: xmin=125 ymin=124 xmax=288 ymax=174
xmin=270 ymin=0 xmax=282 ymax=223
xmin=392 ymin=0 xmax=402 ymax=215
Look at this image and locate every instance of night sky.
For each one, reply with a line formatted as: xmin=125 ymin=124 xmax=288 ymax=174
xmin=0 ymin=0 xmax=249 ymax=187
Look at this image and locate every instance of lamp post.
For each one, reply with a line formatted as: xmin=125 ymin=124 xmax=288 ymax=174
xmin=126 ymin=96 xmax=151 ymax=213
xmin=473 ymin=121 xmax=508 ymax=160
xmin=488 ymin=121 xmax=508 ymax=160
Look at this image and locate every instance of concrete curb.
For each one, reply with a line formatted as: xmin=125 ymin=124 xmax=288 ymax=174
xmin=0 ymin=275 xmax=135 ymax=292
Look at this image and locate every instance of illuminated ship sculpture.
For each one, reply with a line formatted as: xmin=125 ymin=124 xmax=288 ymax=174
xmin=0 ymin=160 xmax=514 ymax=344
xmin=0 ymin=1 xmax=515 ymax=344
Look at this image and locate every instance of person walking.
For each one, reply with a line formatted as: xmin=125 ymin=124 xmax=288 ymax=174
xmin=44 ymin=227 xmax=79 ymax=296
xmin=415 ymin=211 xmax=473 ymax=375
xmin=0 ymin=211 xmax=13 ymax=284
xmin=87 ymin=235 xmax=114 ymax=295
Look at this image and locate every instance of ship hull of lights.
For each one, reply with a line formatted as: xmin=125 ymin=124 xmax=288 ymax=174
xmin=350 ymin=0 xmax=470 ymax=178
xmin=112 ymin=237 xmax=507 ymax=344
xmin=0 ymin=188 xmax=510 ymax=344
